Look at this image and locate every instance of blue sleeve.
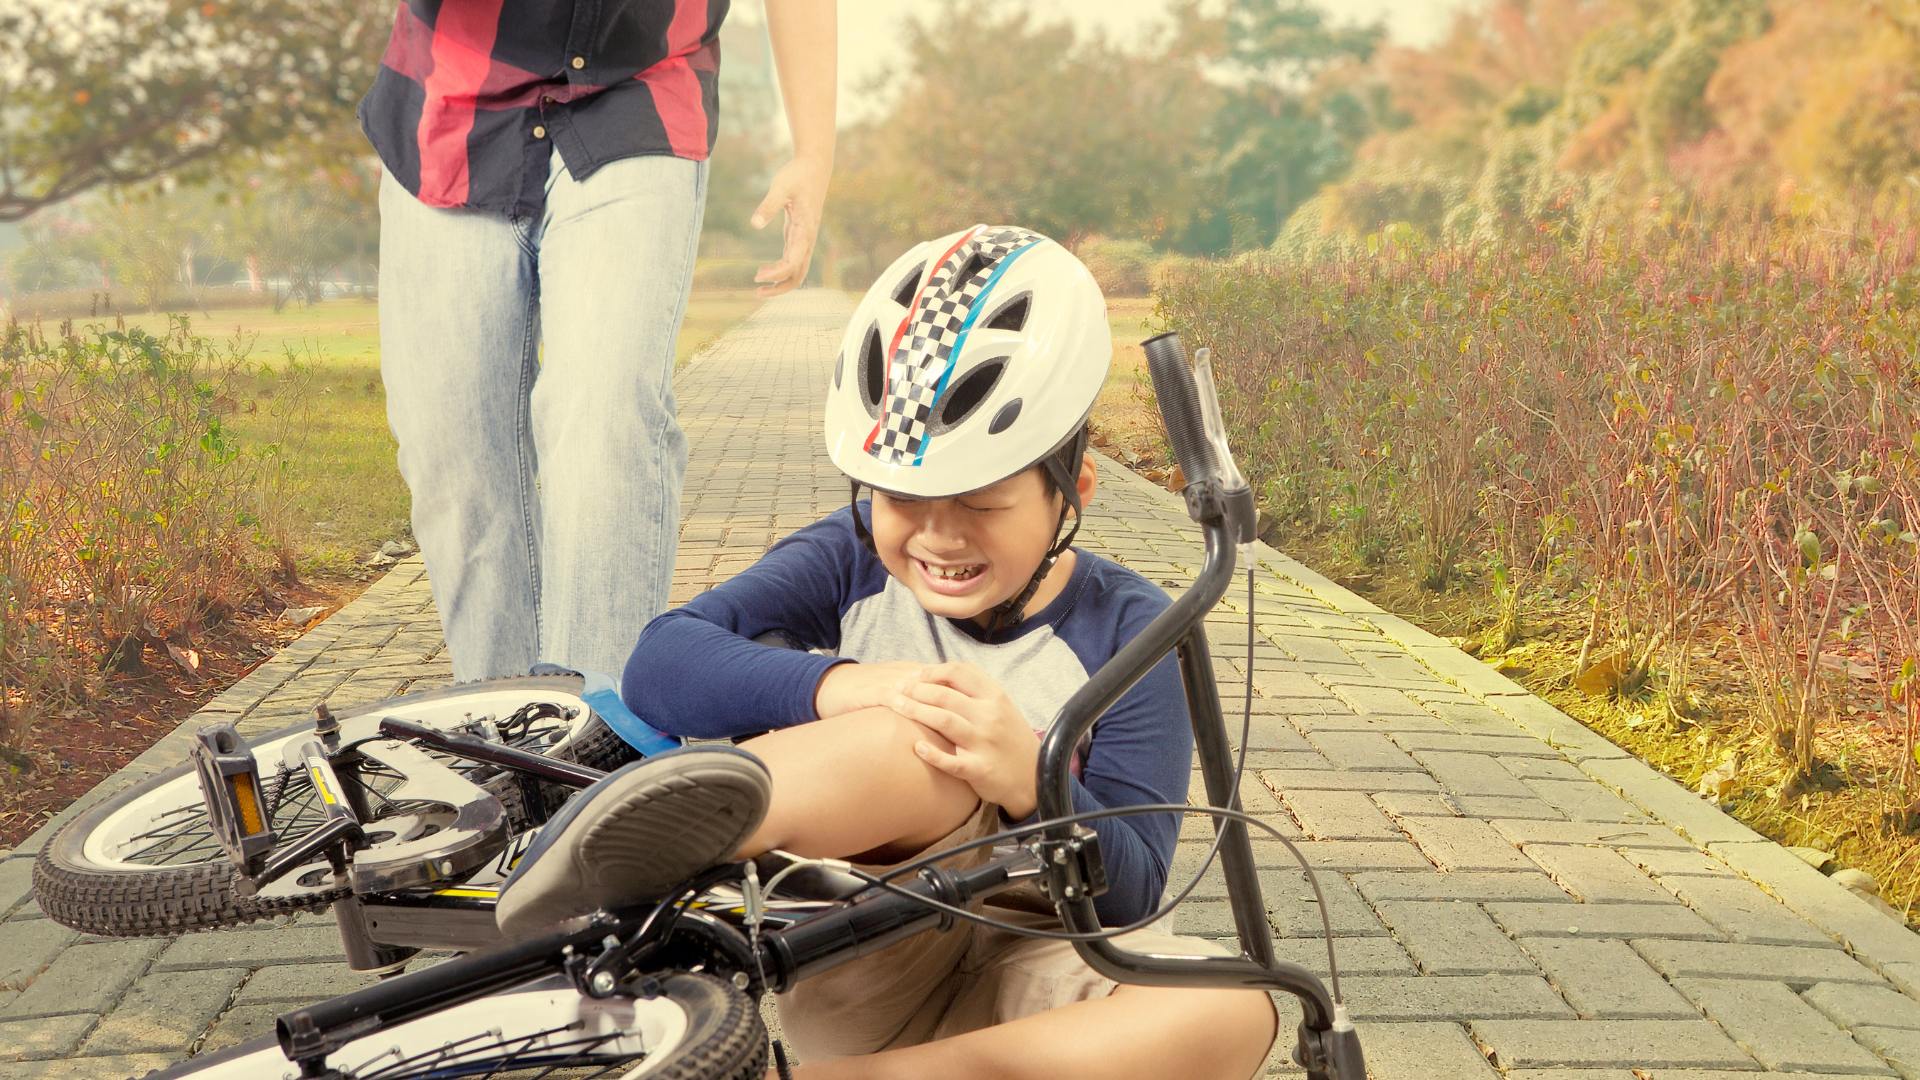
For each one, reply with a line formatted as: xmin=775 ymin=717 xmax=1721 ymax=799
xmin=1043 ymin=568 xmax=1193 ymax=926
xmin=622 ymin=508 xmax=877 ymax=739
xmin=1068 ymin=651 xmax=1190 ymax=925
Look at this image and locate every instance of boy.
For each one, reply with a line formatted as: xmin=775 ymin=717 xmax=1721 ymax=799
xmin=497 ymin=225 xmax=1278 ymax=1078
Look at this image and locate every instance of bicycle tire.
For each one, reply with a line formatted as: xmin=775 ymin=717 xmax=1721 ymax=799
xmin=34 ymin=675 xmax=634 ymax=937
xmin=145 ymin=972 xmax=766 ymax=1080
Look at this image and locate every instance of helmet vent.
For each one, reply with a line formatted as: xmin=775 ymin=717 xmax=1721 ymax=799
xmin=930 ymin=359 xmax=1006 ymax=435
xmin=858 ymin=326 xmax=886 ymax=417
xmin=988 ymin=398 xmax=1022 ymax=435
xmin=891 ymin=266 xmax=922 ymax=308
xmin=953 ymin=250 xmax=992 ymax=287
xmin=984 ymin=294 xmax=1029 ymax=332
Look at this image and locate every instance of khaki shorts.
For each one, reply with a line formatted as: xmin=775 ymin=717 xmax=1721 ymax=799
xmin=775 ymin=802 xmax=1257 ymax=1063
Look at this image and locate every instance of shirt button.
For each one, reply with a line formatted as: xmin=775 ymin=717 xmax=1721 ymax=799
xmin=532 ymin=125 xmax=547 ymax=139
xmin=570 ymin=56 xmax=585 ymax=70
xmin=542 ymin=95 xmax=555 ymax=105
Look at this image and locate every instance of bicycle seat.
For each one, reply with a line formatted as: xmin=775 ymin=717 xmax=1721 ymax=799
xmin=494 ymin=746 xmax=772 ymax=938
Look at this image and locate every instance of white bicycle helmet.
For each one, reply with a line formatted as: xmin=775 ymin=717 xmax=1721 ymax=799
xmin=825 ymin=224 xmax=1112 ymax=627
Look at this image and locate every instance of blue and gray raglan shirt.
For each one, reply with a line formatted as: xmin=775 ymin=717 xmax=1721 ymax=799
xmin=622 ymin=502 xmax=1192 ymax=926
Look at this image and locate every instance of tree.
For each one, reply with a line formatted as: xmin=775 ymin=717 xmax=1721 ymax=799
xmin=825 ymin=7 xmax=1219 ymax=266
xmin=1185 ymin=0 xmax=1384 ymax=251
xmin=0 ymin=0 xmax=388 ymax=223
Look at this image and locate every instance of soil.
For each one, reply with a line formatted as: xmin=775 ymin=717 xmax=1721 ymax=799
xmin=0 ymin=574 xmax=370 ymax=850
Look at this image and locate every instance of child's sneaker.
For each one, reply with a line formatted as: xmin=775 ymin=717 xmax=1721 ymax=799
xmin=495 ymin=746 xmax=772 ymax=937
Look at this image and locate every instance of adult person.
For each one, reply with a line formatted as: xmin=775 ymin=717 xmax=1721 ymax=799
xmin=359 ymin=0 xmax=836 ymax=681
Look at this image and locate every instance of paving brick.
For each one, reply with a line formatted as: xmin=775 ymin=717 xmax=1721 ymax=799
xmin=1622 ymin=848 xmax=1739 ymax=879
xmin=1341 ymin=976 xmax=1574 ymax=1021
xmin=0 ymin=1054 xmax=181 ymax=1079
xmin=1374 ymin=900 xmax=1534 ymax=975
xmin=1487 ymin=901 xmax=1722 ymax=940
xmin=1515 ymin=937 xmax=1695 ymax=1019
xmin=1412 ymin=750 xmax=1537 ymax=798
xmin=1503 ymin=758 xmax=1590 ymax=782
xmin=2 ymin=939 xmax=162 ymax=1019
xmin=1350 ymin=1021 xmax=1497 ymax=1079
xmin=1287 ymin=841 xmax=1430 ymax=872
xmin=1450 ymin=795 xmax=1566 ymax=820
xmin=1522 ymin=779 xmax=1644 ymax=823
xmin=1229 ymin=715 xmax=1312 ymax=753
xmin=1352 ymin=871 xmax=1572 ymax=905
xmin=1470 ymin=1019 xmax=1752 ymax=1069
xmin=1326 ymin=685 xmax=1429 ymax=717
xmin=1260 ymin=769 xmax=1441 ymax=793
xmin=1394 ymin=732 xmax=1565 ymax=759
xmin=0 ymin=1015 xmax=94 ymax=1062
xmin=153 ymin=926 xmax=345 ymax=970
xmin=1502 ymin=1072 xmax=1639 ymax=1080
xmin=196 ymin=1002 xmax=287 ymax=1053
xmin=1853 ymin=1026 xmax=1920 ymax=1079
xmin=80 ymin=966 xmax=245 ymax=1055
xmin=1272 ymin=936 xmax=1415 ymax=976
xmin=1653 ymin=873 xmax=1831 ymax=946
xmin=1303 ymin=731 xmax=1424 ymax=772
xmin=1634 ymin=940 xmax=1881 ymax=987
xmin=1804 ymin=981 xmax=1920 ymax=1032
xmin=1279 ymin=790 xmax=1401 ymax=840
xmin=1372 ymin=791 xmax=1459 ymax=817
xmin=1493 ymin=820 xmax=1693 ymax=849
xmin=0 ymin=862 xmax=31 ymax=920
xmin=0 ymin=920 xmax=77 ymax=992
xmin=1672 ymin=978 xmax=1888 ymax=1072
xmin=1400 ymin=816 xmax=1536 ymax=872
xmin=1524 ymin=845 xmax=1672 ymax=904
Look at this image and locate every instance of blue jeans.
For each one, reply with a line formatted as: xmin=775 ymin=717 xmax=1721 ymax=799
xmin=378 ymin=152 xmax=706 ymax=681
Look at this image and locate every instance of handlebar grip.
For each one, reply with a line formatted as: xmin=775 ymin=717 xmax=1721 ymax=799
xmin=1141 ymin=333 xmax=1220 ymax=487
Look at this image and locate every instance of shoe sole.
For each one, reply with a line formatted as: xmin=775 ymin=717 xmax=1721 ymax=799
xmin=495 ymin=751 xmax=772 ymax=938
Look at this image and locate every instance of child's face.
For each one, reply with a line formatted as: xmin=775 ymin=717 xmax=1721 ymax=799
xmin=869 ymin=467 xmax=1065 ymax=625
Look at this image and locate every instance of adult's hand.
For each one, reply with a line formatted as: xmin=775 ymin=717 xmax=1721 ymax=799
xmin=751 ymin=153 xmax=831 ymax=296
xmin=758 ymin=0 xmax=836 ymax=298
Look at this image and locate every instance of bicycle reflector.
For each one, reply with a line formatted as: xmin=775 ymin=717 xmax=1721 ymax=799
xmin=191 ymin=721 xmax=278 ymax=876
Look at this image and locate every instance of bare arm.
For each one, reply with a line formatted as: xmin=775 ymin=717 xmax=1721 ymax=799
xmin=753 ymin=0 xmax=837 ymax=297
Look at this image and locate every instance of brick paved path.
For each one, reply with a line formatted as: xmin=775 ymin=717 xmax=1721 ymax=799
xmin=7 ymin=290 xmax=1920 ymax=1077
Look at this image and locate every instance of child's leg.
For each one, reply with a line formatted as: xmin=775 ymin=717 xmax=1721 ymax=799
xmin=780 ymin=983 xmax=1277 ymax=1080
xmin=736 ymin=706 xmax=980 ymax=864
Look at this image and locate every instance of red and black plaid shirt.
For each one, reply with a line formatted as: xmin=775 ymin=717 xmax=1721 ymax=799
xmin=359 ymin=0 xmax=728 ymax=217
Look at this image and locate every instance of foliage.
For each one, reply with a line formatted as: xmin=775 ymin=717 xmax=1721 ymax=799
xmin=1293 ymin=0 xmax=1920 ymax=242
xmin=0 ymin=317 xmax=301 ymax=748
xmin=0 ymin=0 xmax=389 ymax=223
xmin=1159 ymin=209 xmax=1920 ymax=782
xmin=1077 ymin=237 xmax=1157 ymax=297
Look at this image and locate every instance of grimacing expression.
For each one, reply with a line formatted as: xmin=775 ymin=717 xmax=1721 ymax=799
xmin=869 ymin=469 xmax=1063 ymax=624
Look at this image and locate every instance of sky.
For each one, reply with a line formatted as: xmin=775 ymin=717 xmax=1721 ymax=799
xmin=834 ymin=0 xmax=1475 ymax=122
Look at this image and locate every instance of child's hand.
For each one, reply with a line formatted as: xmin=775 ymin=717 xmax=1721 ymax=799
xmin=891 ymin=662 xmax=1040 ymax=820
xmin=813 ymin=660 xmax=925 ymax=719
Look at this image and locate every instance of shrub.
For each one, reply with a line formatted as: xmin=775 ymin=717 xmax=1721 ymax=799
xmin=1157 ymin=211 xmax=1920 ymax=781
xmin=0 ymin=318 xmax=297 ymax=751
xmin=1078 ymin=237 xmax=1156 ymax=297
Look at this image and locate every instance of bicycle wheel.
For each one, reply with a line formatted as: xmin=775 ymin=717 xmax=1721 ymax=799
xmin=147 ymin=973 xmax=766 ymax=1080
xmin=34 ymin=675 xmax=640 ymax=936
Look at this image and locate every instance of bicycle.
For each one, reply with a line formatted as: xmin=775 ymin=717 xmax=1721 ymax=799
xmin=35 ymin=333 xmax=1366 ymax=1079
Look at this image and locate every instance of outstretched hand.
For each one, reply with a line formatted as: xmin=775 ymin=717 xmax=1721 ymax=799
xmin=891 ymin=662 xmax=1040 ymax=820
xmin=750 ymin=154 xmax=831 ymax=297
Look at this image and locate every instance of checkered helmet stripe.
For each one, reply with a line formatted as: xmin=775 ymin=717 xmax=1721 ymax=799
xmin=867 ymin=225 xmax=1046 ymax=466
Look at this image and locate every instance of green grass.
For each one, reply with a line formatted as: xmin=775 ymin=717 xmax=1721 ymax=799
xmin=98 ymin=289 xmax=763 ymax=578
